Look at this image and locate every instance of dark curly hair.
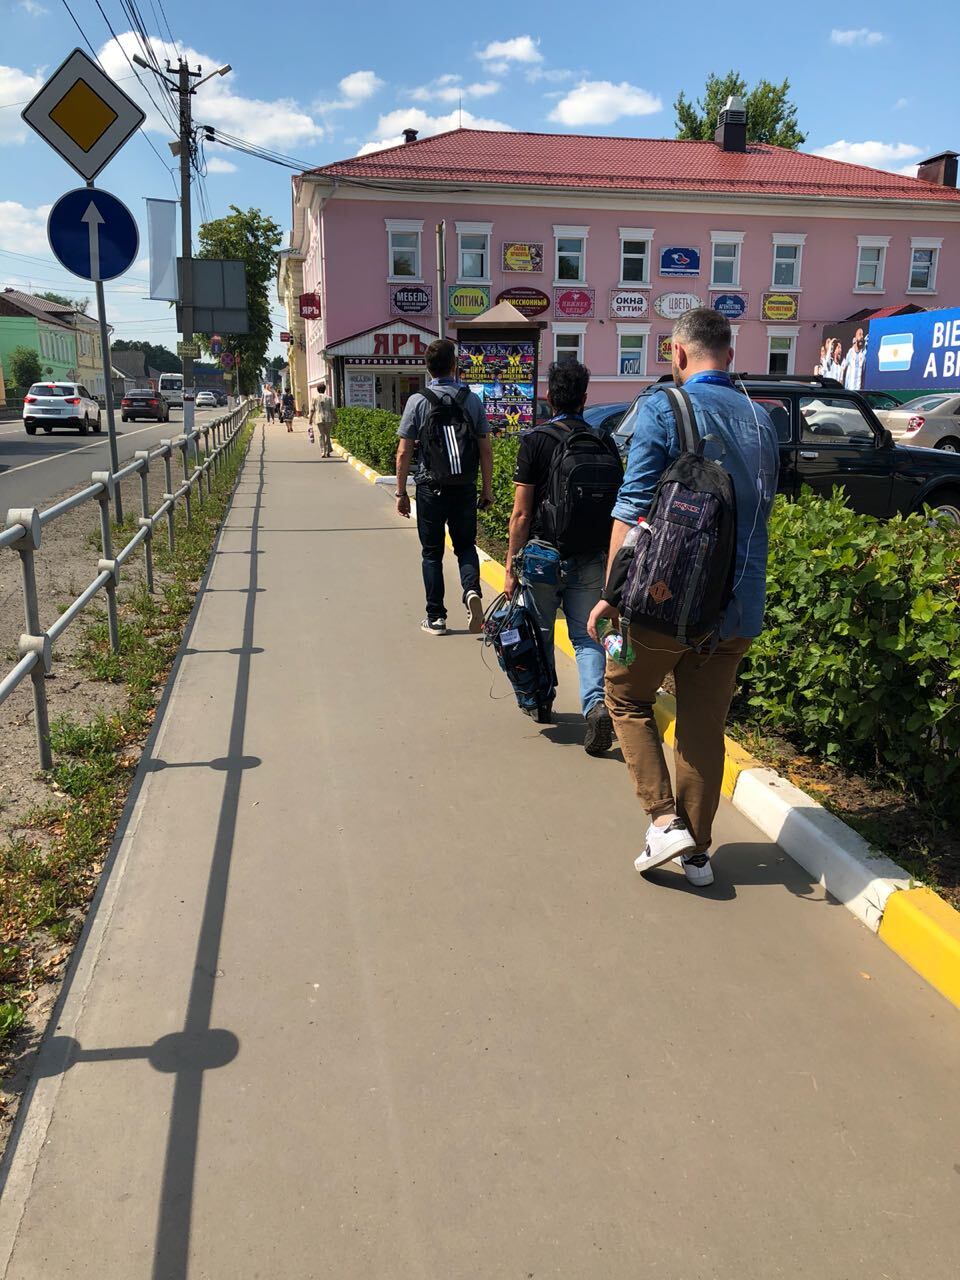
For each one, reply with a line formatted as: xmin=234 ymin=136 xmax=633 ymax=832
xmin=547 ymin=359 xmax=590 ymax=413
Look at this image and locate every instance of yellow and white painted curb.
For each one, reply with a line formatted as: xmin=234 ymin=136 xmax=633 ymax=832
xmin=332 ymin=438 xmax=960 ymax=1008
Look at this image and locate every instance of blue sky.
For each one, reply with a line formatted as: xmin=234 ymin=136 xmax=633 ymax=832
xmin=2 ymin=0 xmax=957 ymax=361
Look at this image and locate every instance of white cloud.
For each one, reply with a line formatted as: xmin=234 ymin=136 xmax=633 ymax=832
xmin=548 ymin=80 xmax=662 ymax=127
xmin=96 ymin=34 xmax=324 ymax=148
xmin=893 ymin=97 xmax=909 ymax=110
xmin=0 ymin=201 xmax=52 ymax=254
xmin=830 ymin=28 xmax=885 ymax=46
xmin=358 ymin=106 xmax=513 ymax=156
xmin=205 ymin=156 xmax=238 ymax=174
xmin=409 ymin=75 xmax=500 ymax=104
xmin=0 ymin=64 xmax=44 ymax=144
xmin=813 ymin=139 xmax=923 ymax=171
xmin=17 ymin=1 xmax=48 ymax=15
xmin=476 ymin=36 xmax=542 ymax=65
xmin=526 ymin=67 xmax=576 ymax=84
xmin=317 ymin=69 xmax=385 ymax=113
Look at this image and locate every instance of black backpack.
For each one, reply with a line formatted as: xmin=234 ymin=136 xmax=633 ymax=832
xmin=535 ymin=417 xmax=624 ymax=556
xmin=620 ymin=387 xmax=737 ymax=646
xmin=418 ymin=387 xmax=480 ymax=486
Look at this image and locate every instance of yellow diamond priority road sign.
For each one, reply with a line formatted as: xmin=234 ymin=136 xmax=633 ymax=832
xmin=22 ymin=48 xmax=146 ymax=181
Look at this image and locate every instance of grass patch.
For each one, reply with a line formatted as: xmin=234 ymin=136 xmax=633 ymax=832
xmin=0 ymin=415 xmax=255 ymax=1053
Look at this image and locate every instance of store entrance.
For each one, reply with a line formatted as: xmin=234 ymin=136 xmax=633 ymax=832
xmin=377 ymin=372 xmax=425 ymax=413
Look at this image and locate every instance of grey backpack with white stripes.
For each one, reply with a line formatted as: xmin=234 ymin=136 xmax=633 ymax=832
xmin=419 ymin=387 xmax=479 ymax=487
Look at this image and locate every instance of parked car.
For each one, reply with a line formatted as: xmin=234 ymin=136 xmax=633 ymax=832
xmin=612 ymin=375 xmax=960 ymax=525
xmin=873 ymin=392 xmax=960 ymax=452
xmin=213 ymin=390 xmax=228 ymax=406
xmin=861 ymin=391 xmax=901 ymax=412
xmin=582 ymin=401 xmax=630 ymax=434
xmin=195 ymin=390 xmax=218 ymax=408
xmin=22 ymin=382 xmax=102 ymax=435
xmin=120 ymin=388 xmax=170 ymax=422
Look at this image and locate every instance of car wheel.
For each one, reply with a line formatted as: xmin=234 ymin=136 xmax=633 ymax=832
xmin=927 ymin=488 xmax=960 ymax=527
xmin=79 ymin=414 xmax=89 ymax=435
xmin=43 ymin=425 xmax=54 ymax=434
xmin=93 ymin=413 xmax=102 ymax=434
xmin=25 ymin=423 xmax=37 ymax=435
xmin=935 ymin=437 xmax=960 ymax=453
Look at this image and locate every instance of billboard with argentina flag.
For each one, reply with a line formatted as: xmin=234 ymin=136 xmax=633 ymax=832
xmin=866 ymin=306 xmax=960 ymax=391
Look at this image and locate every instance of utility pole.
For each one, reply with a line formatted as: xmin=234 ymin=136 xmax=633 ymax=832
xmin=132 ymin=55 xmax=230 ymax=435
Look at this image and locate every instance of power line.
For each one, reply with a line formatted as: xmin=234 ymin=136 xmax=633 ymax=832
xmin=91 ymin=0 xmax=179 ymax=135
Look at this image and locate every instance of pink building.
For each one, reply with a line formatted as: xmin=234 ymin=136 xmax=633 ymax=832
xmin=286 ymin=110 xmax=960 ymax=413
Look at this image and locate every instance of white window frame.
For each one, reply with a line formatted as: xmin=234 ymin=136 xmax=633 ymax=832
xmin=554 ymin=224 xmax=589 ymax=286
xmin=385 ymin=218 xmax=424 ymax=282
xmin=709 ymin=231 xmax=744 ymax=290
xmin=618 ymin=227 xmax=654 ymax=288
xmin=729 ymin=324 xmax=740 ymax=368
xmin=771 ymin=232 xmax=806 ymax=291
xmin=455 ymin=220 xmax=492 ymax=284
xmin=615 ymin=323 xmax=650 ymax=378
xmin=855 ymin=235 xmax=889 ymax=293
xmin=766 ymin=325 xmax=799 ymax=375
xmin=552 ymin=321 xmax=588 ymax=364
xmin=907 ymin=236 xmax=942 ymax=293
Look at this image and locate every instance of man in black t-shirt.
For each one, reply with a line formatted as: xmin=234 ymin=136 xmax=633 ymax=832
xmin=502 ymin=361 xmax=613 ymax=756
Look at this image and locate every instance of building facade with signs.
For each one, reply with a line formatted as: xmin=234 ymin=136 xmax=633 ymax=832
xmin=288 ymin=126 xmax=960 ymax=407
xmin=277 ymin=247 xmax=309 ymax=411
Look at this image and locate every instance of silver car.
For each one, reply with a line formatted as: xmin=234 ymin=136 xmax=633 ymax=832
xmin=875 ymin=393 xmax=960 ymax=452
xmin=22 ymin=381 xmax=102 ymax=435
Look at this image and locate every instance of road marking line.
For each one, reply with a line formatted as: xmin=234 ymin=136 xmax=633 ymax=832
xmin=0 ymin=418 xmax=215 ymax=478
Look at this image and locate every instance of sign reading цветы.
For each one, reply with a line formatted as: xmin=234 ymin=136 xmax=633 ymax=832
xmin=654 ymin=292 xmax=702 ymax=320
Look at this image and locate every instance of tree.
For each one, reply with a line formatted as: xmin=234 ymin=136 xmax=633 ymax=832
xmin=674 ymin=71 xmax=806 ymax=149
xmin=37 ymin=290 xmax=89 ymax=314
xmin=265 ymin=354 xmax=286 ymax=383
xmin=112 ymin=339 xmax=181 ymax=373
xmin=196 ymin=206 xmax=283 ymax=394
xmin=9 ymin=345 xmax=42 ymax=391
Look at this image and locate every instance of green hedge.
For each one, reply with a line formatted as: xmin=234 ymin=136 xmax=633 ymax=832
xmin=737 ymin=489 xmax=960 ymax=817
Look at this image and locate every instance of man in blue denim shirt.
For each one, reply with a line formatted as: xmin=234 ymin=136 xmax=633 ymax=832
xmin=588 ymin=309 xmax=779 ymax=887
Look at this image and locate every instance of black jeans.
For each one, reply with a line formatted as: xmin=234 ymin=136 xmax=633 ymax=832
xmin=415 ymin=483 xmax=481 ymax=621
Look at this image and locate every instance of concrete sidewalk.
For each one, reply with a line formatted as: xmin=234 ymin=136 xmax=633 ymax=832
xmin=2 ymin=420 xmax=958 ymax=1280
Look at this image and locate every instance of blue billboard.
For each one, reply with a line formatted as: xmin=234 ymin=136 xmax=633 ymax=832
xmin=659 ymin=247 xmax=700 ymax=277
xmin=866 ymin=307 xmax=960 ymax=391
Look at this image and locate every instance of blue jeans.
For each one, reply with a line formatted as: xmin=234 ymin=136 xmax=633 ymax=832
xmin=415 ymin=483 xmax=481 ymax=621
xmin=526 ymin=552 xmax=606 ymax=716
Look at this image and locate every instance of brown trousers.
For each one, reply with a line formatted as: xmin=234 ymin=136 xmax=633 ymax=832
xmin=605 ymin=625 xmax=750 ymax=853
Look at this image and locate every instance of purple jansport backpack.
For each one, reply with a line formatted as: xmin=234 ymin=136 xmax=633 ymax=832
xmin=620 ymin=386 xmax=737 ymax=646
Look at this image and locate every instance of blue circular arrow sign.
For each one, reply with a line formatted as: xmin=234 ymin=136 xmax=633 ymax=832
xmin=47 ymin=186 xmax=139 ymax=282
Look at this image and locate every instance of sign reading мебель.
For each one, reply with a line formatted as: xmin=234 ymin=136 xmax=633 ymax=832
xmin=389 ymin=283 xmax=433 ymax=316
xmin=345 ymin=372 xmax=376 ymax=407
xmin=610 ymin=289 xmax=649 ymax=319
xmin=659 ymin=247 xmax=701 ymax=277
xmin=447 ymin=284 xmax=490 ymax=317
xmin=866 ymin=307 xmax=960 ymax=391
xmin=502 ymin=242 xmax=544 ymax=272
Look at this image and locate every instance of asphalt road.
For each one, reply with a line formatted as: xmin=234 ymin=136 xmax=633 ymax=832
xmin=0 ymin=406 xmax=226 ymax=514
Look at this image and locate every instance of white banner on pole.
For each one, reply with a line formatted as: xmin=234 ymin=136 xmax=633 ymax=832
xmin=146 ymin=198 xmax=179 ymax=302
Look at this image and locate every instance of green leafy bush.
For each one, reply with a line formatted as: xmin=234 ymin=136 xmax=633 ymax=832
xmin=737 ymin=488 xmax=960 ymax=816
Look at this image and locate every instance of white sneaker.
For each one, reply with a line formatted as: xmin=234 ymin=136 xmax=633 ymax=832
xmin=678 ymin=851 xmax=715 ymax=887
xmin=466 ymin=591 xmax=484 ymax=634
xmin=634 ymin=818 xmax=696 ymax=873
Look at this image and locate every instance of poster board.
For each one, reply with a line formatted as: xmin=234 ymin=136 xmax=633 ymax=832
xmin=457 ymin=339 xmax=537 ymax=432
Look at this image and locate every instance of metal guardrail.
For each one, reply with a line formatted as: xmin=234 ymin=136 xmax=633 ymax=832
xmin=1 ymin=400 xmax=254 ymax=768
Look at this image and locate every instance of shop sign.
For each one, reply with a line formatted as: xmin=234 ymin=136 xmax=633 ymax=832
xmin=619 ymin=354 xmax=645 ymax=376
xmin=279 ymin=330 xmax=292 ymax=343
xmin=389 ymin=283 xmax=433 ymax=316
xmin=447 ymin=284 xmax=490 ymax=317
xmin=762 ymin=292 xmax=799 ymax=321
xmin=345 ymin=371 xmax=375 ymax=407
xmin=610 ymin=289 xmax=649 ymax=319
xmin=457 ymin=340 xmax=536 ymax=432
xmin=209 ymin=334 xmax=222 ymax=356
xmin=502 ymin=241 xmax=544 ymax=273
xmin=554 ymin=287 xmax=595 ymax=318
xmin=654 ymin=292 xmax=702 ymax=320
xmin=299 ymin=291 xmax=321 ymax=319
xmin=496 ymin=286 xmax=550 ymax=318
xmin=659 ymin=247 xmax=701 ymax=277
xmin=712 ymin=292 xmax=747 ymax=320
xmin=656 ymin=335 xmax=673 ymax=363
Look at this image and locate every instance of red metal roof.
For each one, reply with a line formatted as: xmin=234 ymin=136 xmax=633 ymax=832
xmin=310 ymin=128 xmax=960 ymax=204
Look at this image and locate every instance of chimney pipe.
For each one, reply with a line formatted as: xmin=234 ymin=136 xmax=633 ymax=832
xmin=402 ymin=128 xmax=419 ymax=144
xmin=916 ymin=151 xmax=958 ymax=188
xmin=715 ymin=95 xmax=747 ymax=153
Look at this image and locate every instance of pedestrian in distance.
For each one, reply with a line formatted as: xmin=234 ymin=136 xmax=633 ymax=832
xmin=281 ymin=390 xmax=295 ymax=431
xmin=503 ymin=359 xmax=624 ymax=755
xmin=587 ymin=307 xmax=779 ymax=886
xmin=309 ymin=381 xmax=335 ymax=457
xmin=263 ymin=384 xmax=277 ymax=423
xmin=395 ymin=338 xmax=494 ymax=636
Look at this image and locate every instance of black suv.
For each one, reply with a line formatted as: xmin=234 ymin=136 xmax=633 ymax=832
xmin=612 ymin=375 xmax=960 ymax=525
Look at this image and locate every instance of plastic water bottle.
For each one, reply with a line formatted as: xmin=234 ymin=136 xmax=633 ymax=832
xmin=622 ymin=517 xmax=650 ymax=556
xmin=598 ymin=618 xmax=636 ymax=666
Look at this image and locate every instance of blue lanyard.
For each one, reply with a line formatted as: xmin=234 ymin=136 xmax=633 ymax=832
xmin=684 ymin=371 xmax=734 ymax=388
